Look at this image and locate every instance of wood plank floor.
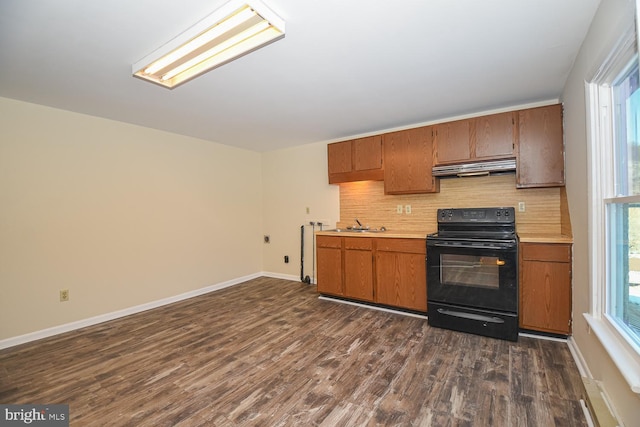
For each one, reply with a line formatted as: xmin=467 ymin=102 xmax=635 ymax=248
xmin=0 ymin=277 xmax=587 ymax=426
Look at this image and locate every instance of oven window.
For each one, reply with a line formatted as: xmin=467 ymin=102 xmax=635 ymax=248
xmin=440 ymin=254 xmax=501 ymax=289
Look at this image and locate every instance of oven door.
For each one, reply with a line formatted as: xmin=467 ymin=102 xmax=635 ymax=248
xmin=426 ymin=238 xmax=518 ymax=313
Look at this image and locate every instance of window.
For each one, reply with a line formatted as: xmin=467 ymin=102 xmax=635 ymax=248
xmin=586 ymin=18 xmax=640 ymax=393
xmin=607 ymin=57 xmax=640 ymax=347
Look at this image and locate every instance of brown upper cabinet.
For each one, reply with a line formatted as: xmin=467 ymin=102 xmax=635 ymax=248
xmin=517 ymin=104 xmax=564 ymax=188
xmin=327 ymin=104 xmax=564 ymax=190
xmin=383 ymin=126 xmax=439 ymax=194
xmin=433 ymin=112 xmax=516 ymax=165
xmin=474 ymin=111 xmax=517 ymax=160
xmin=433 ymin=119 xmax=471 ymax=164
xmin=327 ymin=135 xmax=384 ymax=184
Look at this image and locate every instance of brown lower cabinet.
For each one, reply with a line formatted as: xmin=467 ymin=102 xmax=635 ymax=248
xmin=316 ymin=236 xmax=343 ymax=296
xmin=375 ymin=238 xmax=427 ymax=312
xmin=344 ymin=237 xmax=374 ymax=301
xmin=316 ymin=235 xmax=427 ymax=312
xmin=519 ymin=242 xmax=572 ymax=335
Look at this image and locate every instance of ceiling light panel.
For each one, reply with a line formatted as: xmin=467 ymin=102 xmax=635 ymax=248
xmin=132 ymin=0 xmax=285 ymax=89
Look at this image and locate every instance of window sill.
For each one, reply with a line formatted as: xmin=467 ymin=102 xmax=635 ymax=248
xmin=584 ymin=313 xmax=640 ymax=394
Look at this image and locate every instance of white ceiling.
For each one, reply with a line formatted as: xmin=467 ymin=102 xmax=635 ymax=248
xmin=0 ymin=0 xmax=600 ymax=152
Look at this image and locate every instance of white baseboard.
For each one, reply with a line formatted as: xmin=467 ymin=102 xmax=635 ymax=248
xmin=518 ymin=332 xmax=568 ymax=342
xmin=261 ymin=271 xmax=306 ymax=282
xmin=0 ymin=273 xmax=262 ymax=350
xmin=568 ymin=336 xmax=593 ymax=379
xmin=568 ymin=336 xmax=624 ymax=426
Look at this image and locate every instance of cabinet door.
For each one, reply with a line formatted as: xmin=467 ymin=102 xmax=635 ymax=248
xmin=375 ymin=239 xmax=427 ymax=312
xmin=383 ymin=126 xmax=438 ymax=194
xmin=354 ymin=135 xmax=382 ymax=172
xmin=316 ymin=236 xmax=343 ymax=296
xmin=434 ymin=119 xmax=471 ymax=164
xmin=344 ymin=238 xmax=374 ymax=301
xmin=327 ymin=141 xmax=352 ymax=175
xmin=328 ymin=137 xmax=384 ymax=184
xmin=517 ymin=104 xmax=564 ymax=188
xmin=519 ymin=243 xmax=572 ymax=334
xmin=474 ymin=111 xmax=516 ymax=160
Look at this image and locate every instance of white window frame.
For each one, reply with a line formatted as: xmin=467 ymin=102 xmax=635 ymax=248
xmin=584 ymin=17 xmax=640 ymax=394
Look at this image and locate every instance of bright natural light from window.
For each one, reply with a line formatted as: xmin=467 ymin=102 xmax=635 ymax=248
xmin=584 ymin=0 xmax=640 ymax=396
xmin=607 ymin=57 xmax=640 ymax=348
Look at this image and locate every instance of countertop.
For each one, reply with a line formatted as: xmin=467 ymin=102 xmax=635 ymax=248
xmin=316 ymin=230 xmax=573 ymax=244
xmin=316 ymin=230 xmax=432 ymax=239
xmin=517 ymin=233 xmax=573 ymax=244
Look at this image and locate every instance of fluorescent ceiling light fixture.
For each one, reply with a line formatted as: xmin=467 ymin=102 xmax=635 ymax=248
xmin=132 ymin=0 xmax=285 ymax=89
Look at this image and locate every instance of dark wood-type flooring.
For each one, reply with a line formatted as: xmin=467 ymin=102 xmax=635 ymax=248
xmin=0 ymin=277 xmax=587 ymax=426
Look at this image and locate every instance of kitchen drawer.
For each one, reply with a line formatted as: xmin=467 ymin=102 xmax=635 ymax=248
xmin=521 ymin=243 xmax=571 ymax=263
xmin=376 ymin=238 xmax=426 ymax=254
xmin=345 ymin=237 xmax=372 ymax=250
xmin=317 ymin=235 xmax=342 ymax=249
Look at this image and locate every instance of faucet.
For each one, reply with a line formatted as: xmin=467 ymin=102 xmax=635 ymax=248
xmin=355 ymin=218 xmax=363 ymax=227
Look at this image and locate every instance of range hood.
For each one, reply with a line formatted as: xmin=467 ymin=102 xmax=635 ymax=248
xmin=432 ymin=159 xmax=516 ymax=177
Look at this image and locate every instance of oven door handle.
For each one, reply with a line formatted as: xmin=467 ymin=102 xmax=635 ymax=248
xmin=427 ymin=242 xmax=515 ymax=250
xmin=436 ymin=308 xmax=505 ymax=324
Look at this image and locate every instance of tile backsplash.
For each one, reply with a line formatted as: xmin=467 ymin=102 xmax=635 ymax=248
xmin=338 ymin=174 xmax=564 ymax=235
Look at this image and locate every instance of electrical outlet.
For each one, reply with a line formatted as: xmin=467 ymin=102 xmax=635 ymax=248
xmin=60 ymin=289 xmax=69 ymax=302
xmin=396 ymin=205 xmax=403 ymax=214
xmin=405 ymin=205 xmax=412 ymax=214
xmin=518 ymin=202 xmax=526 ymax=212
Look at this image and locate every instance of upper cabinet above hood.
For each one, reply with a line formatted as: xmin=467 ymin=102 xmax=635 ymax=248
xmin=431 ymin=105 xmax=564 ymax=188
xmin=432 ymin=111 xmax=517 ymax=174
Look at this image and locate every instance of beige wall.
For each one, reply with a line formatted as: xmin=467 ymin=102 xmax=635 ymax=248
xmin=261 ymin=143 xmax=339 ymax=278
xmin=0 ymin=97 xmax=263 ymax=341
xmin=562 ymin=0 xmax=640 ymax=424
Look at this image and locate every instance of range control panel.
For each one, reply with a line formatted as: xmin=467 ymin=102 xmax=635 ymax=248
xmin=437 ymin=207 xmax=515 ymax=223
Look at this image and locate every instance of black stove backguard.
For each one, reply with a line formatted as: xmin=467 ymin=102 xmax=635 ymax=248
xmin=427 ymin=207 xmax=519 ymax=341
